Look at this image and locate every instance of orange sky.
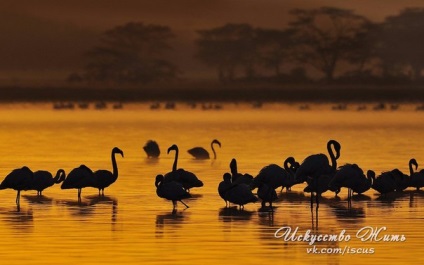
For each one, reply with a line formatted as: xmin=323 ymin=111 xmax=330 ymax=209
xmin=1 ymin=0 xmax=424 ymax=81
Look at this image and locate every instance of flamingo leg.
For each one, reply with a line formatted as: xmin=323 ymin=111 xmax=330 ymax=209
xmin=179 ymin=200 xmax=189 ymax=208
xmin=16 ymin=190 xmax=20 ymax=206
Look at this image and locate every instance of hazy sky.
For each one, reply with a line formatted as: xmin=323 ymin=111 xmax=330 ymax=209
xmin=1 ymin=0 xmax=424 ymax=81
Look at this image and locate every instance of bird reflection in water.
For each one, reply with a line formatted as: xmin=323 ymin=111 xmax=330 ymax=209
xmin=0 ymin=207 xmax=34 ymax=231
xmin=218 ymin=206 xmax=254 ymax=223
xmin=22 ymin=194 xmax=55 ymax=205
xmin=155 ymin=209 xmax=188 ymax=238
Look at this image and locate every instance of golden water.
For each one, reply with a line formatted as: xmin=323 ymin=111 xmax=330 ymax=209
xmin=0 ymin=102 xmax=423 ymax=264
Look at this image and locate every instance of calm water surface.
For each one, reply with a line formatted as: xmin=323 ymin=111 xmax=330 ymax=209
xmin=0 ymin=103 xmax=423 ymax=265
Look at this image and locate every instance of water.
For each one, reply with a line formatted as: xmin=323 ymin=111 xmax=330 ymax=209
xmin=0 ymin=102 xmax=423 ymax=264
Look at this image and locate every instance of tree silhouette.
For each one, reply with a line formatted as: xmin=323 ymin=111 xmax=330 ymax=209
xmin=195 ymin=23 xmax=257 ymax=83
xmin=81 ymin=22 xmax=177 ymax=84
xmin=378 ymin=8 xmax=424 ymax=80
xmin=288 ymin=7 xmax=371 ymax=82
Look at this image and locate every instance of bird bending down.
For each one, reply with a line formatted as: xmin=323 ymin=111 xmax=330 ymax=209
xmin=155 ymin=174 xmax=190 ymax=209
xmin=91 ymin=147 xmax=124 ymax=196
xmin=409 ymin=158 xmax=424 ymax=190
xmin=252 ymin=156 xmax=299 ymax=191
xmin=31 ymin=169 xmax=66 ymax=196
xmin=188 ymin=139 xmax=221 ymax=160
xmin=143 ymin=140 xmax=160 ymax=158
xmin=329 ymin=164 xmax=375 ymax=202
xmin=295 ymin=139 xmax=341 ymax=210
xmin=61 ymin=164 xmax=94 ymax=201
xmin=164 ymin=144 xmax=203 ymax=191
xmin=0 ymin=166 xmax=34 ymax=210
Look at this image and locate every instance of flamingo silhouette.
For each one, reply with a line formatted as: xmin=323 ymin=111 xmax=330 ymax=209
xmin=371 ymin=168 xmax=407 ymax=194
xmin=61 ymin=164 xmax=94 ymax=201
xmin=295 ymin=139 xmax=341 ymax=210
xmin=409 ymin=158 xmax=424 ymax=190
xmin=92 ymin=147 xmax=124 ymax=196
xmin=329 ymin=164 xmax=375 ymax=202
xmin=256 ymin=180 xmax=278 ymax=210
xmin=224 ymin=182 xmax=258 ymax=210
xmin=187 ymin=139 xmax=221 ymax=160
xmin=230 ymin=158 xmax=253 ymax=185
xmin=155 ymin=174 xmax=190 ymax=209
xmin=164 ymin=144 xmax=203 ymax=191
xmin=218 ymin=173 xmax=232 ymax=207
xmin=252 ymin=157 xmax=299 ymax=191
xmin=31 ymin=169 xmax=66 ymax=196
xmin=0 ymin=166 xmax=34 ymax=210
xmin=143 ymin=140 xmax=160 ymax=158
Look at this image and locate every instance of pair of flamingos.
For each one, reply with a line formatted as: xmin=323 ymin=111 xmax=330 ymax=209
xmin=144 ymin=139 xmax=221 ymax=160
xmin=0 ymin=147 xmax=123 ymax=209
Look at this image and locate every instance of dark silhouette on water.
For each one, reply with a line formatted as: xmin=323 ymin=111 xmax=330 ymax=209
xmin=155 ymin=174 xmax=191 ymax=210
xmin=163 ymin=144 xmax=203 ymax=191
xmin=218 ymin=173 xmax=232 ymax=207
xmin=408 ymin=158 xmax=424 ymax=190
xmin=252 ymin=156 xmax=299 ymax=192
xmin=61 ymin=165 xmax=94 ymax=201
xmin=329 ymin=164 xmax=375 ymax=204
xmin=188 ymin=139 xmax=221 ymax=160
xmin=143 ymin=140 xmax=160 ymax=158
xmin=91 ymin=147 xmax=124 ymax=196
xmin=230 ymin=158 xmax=253 ymax=185
xmin=295 ymin=140 xmax=341 ymax=211
xmin=372 ymin=160 xmax=411 ymax=194
xmin=31 ymin=169 xmax=66 ymax=196
xmin=0 ymin=166 xmax=34 ymax=210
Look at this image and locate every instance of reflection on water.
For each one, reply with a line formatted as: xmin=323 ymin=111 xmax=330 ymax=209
xmin=0 ymin=103 xmax=424 ymax=264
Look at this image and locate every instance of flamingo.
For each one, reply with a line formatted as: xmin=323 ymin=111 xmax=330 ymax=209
xmin=218 ymin=173 xmax=232 ymax=207
xmin=0 ymin=166 xmax=34 ymax=209
xmin=61 ymin=164 xmax=95 ymax=201
xmin=91 ymin=147 xmax=124 ymax=196
xmin=155 ymin=174 xmax=190 ymax=209
xmin=143 ymin=140 xmax=160 ymax=158
xmin=329 ymin=164 xmax=375 ymax=201
xmin=224 ymin=182 xmax=258 ymax=210
xmin=31 ymin=169 xmax=66 ymax=196
xmin=252 ymin=157 xmax=299 ymax=191
xmin=295 ymin=139 xmax=341 ymax=210
xmin=371 ymin=169 xmax=407 ymax=194
xmin=187 ymin=139 xmax=221 ymax=160
xmin=164 ymin=144 xmax=203 ymax=191
xmin=256 ymin=180 xmax=278 ymax=210
xmin=230 ymin=158 xmax=253 ymax=185
xmin=409 ymin=158 xmax=424 ymax=190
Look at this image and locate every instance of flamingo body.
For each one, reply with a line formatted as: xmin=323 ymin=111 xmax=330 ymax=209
xmin=143 ymin=140 xmax=160 ymax=158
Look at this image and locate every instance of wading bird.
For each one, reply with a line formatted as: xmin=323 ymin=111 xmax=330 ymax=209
xmin=164 ymin=144 xmax=203 ymax=191
xmin=61 ymin=165 xmax=94 ymax=201
xmin=0 ymin=166 xmax=34 ymax=210
xmin=155 ymin=174 xmax=190 ymax=210
xmin=31 ymin=169 xmax=66 ymax=196
xmin=143 ymin=140 xmax=160 ymax=158
xmin=295 ymin=140 xmax=341 ymax=210
xmin=91 ymin=147 xmax=124 ymax=196
xmin=188 ymin=139 xmax=221 ymax=160
xmin=409 ymin=158 xmax=424 ymax=190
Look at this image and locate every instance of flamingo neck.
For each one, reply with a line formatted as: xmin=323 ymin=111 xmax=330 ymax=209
xmin=328 ymin=143 xmax=337 ymax=171
xmin=409 ymin=161 xmax=416 ymax=176
xmin=211 ymin=142 xmax=217 ymax=159
xmin=172 ymin=149 xmax=179 ymax=171
xmin=112 ymin=151 xmax=119 ymax=180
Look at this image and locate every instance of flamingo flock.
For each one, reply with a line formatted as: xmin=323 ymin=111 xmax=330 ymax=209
xmin=1 ymin=139 xmax=424 ymax=213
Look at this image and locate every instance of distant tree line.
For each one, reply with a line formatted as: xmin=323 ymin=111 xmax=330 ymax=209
xmin=68 ymin=6 xmax=424 ymax=85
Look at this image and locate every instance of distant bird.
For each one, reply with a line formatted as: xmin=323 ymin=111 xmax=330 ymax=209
xmin=61 ymin=164 xmax=95 ymax=201
xmin=230 ymin=158 xmax=253 ymax=185
xmin=252 ymin=157 xmax=299 ymax=191
xmin=187 ymin=139 xmax=221 ymax=160
xmin=218 ymin=173 xmax=232 ymax=207
xmin=295 ymin=140 xmax=341 ymax=210
xmin=155 ymin=174 xmax=191 ymax=209
xmin=225 ymin=183 xmax=258 ymax=209
xmin=143 ymin=140 xmax=160 ymax=158
xmin=409 ymin=158 xmax=424 ymax=190
xmin=91 ymin=147 xmax=124 ymax=196
xmin=164 ymin=144 xmax=203 ymax=191
xmin=329 ymin=164 xmax=375 ymax=201
xmin=0 ymin=166 xmax=34 ymax=209
xmin=31 ymin=169 xmax=66 ymax=196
